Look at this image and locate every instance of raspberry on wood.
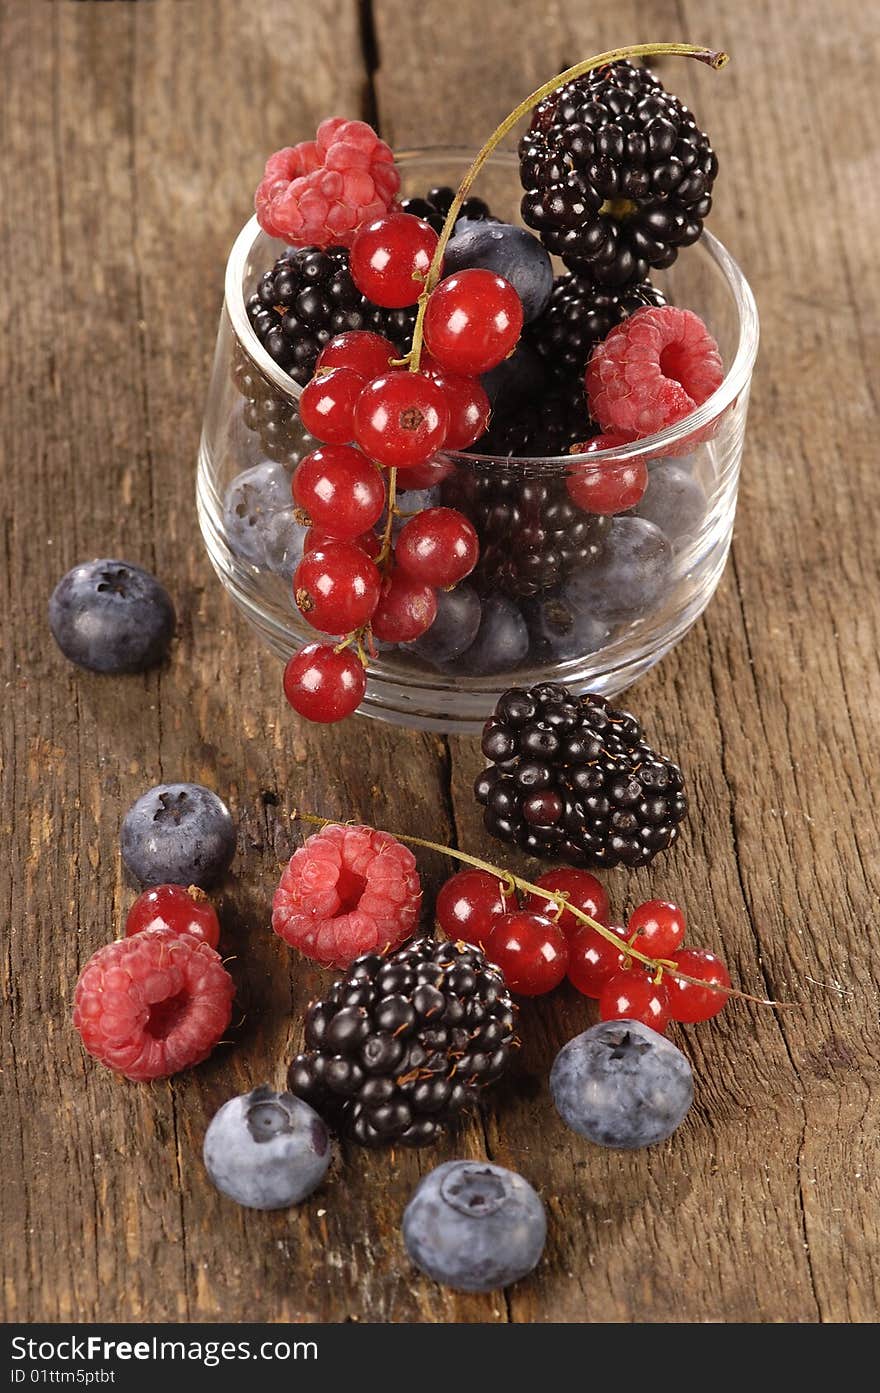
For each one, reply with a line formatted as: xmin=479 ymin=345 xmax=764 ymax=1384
xmin=272 ymin=823 xmax=422 ymax=968
xmin=72 ymin=929 xmax=234 ymax=1081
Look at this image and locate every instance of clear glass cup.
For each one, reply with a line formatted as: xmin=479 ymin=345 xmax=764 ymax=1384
xmin=197 ymin=148 xmax=758 ymax=733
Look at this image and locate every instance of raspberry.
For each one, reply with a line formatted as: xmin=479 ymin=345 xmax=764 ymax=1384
xmin=585 ymin=306 xmax=723 ymax=439
xmin=272 ymin=824 xmax=422 ymax=968
xmin=255 ymin=119 xmax=400 ymax=249
xmin=72 ymin=929 xmax=234 ymax=1081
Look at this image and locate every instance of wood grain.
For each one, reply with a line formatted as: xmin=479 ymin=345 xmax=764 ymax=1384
xmin=2 ymin=0 xmax=879 ymax=1323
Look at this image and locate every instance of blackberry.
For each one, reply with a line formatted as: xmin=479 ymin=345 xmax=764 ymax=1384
xmin=475 ymin=683 xmax=687 ymax=868
xmin=442 ymin=468 xmax=609 ymax=598
xmin=519 ymin=60 xmax=717 ymax=287
xmin=230 ymin=341 xmax=314 ymax=471
xmin=527 ymin=274 xmax=667 ymax=378
xmin=288 ymin=937 xmax=517 ymax=1149
xmin=399 ymin=184 xmax=494 ymax=236
xmin=246 ymin=244 xmax=417 ymax=388
xmin=475 ymin=371 xmax=595 ymax=459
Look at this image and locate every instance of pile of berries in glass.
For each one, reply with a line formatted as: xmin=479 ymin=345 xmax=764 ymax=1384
xmin=226 ymin=51 xmax=727 ymax=723
xmin=72 ymin=681 xmax=743 ymax=1294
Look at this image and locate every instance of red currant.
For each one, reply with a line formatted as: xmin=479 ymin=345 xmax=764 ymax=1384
xmin=423 ymin=269 xmax=523 ymax=375
xmin=599 ymin=968 xmax=671 ymax=1033
xmin=666 ymin=947 xmax=730 ymax=1022
xmin=566 ymin=925 xmax=625 ymax=999
xmin=484 ymin=911 xmax=568 ymax=996
xmin=125 ymin=884 xmax=220 ymax=949
xmin=354 ymin=370 xmax=450 ymax=469
xmin=282 ymin=642 xmax=366 ymax=723
xmin=421 ymin=360 xmax=490 ymax=449
xmin=298 ymin=367 xmax=365 ymax=444
xmin=292 ymin=445 xmax=385 ymax=538
xmin=294 ymin=543 xmax=381 ymax=634
xmin=626 ymin=900 xmax=686 ymax=959
xmin=350 ymin=213 xmax=438 ymax=309
xmin=394 ymin=507 xmax=479 ymax=588
xmin=567 ymin=437 xmax=648 ymax=515
xmin=435 ymin=869 xmax=515 ymax=949
xmin=523 ymin=868 xmax=610 ymax=937
xmin=370 ymin=569 xmax=437 ymax=643
xmin=304 ymin=525 xmax=381 ymax=559
xmin=395 ymin=455 xmax=456 ymax=491
xmin=317 ymin=330 xmax=397 ymax=379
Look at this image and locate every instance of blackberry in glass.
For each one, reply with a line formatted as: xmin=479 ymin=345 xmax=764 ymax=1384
xmin=246 ymin=244 xmax=418 ymax=387
xmin=527 ymin=274 xmax=666 ymax=377
xmin=475 ymin=683 xmax=687 ymax=868
xmin=399 ymin=184 xmax=495 ymax=235
xmin=230 ymin=341 xmax=314 ymax=470
xmin=519 ymin=60 xmax=718 ymax=287
xmin=442 ymin=468 xmax=609 ymax=598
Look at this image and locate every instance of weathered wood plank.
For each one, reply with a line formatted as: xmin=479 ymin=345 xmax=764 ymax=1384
xmin=374 ymin=0 xmax=880 ymax=1321
xmin=2 ymin=0 xmax=879 ymax=1326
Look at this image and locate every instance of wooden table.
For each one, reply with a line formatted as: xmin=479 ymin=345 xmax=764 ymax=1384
xmin=3 ymin=0 xmax=878 ymax=1325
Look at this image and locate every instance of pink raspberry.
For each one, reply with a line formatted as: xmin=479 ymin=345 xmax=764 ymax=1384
xmin=72 ymin=929 xmax=234 ymax=1082
xmin=272 ymin=823 xmax=422 ymax=968
xmin=585 ymin=306 xmax=724 ymax=441
xmin=255 ymin=118 xmax=401 ymax=249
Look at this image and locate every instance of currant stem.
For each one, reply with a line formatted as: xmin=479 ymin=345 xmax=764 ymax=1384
xmin=376 ymin=466 xmax=399 ymax=565
xmin=292 ymin=812 xmax=782 ymax=1007
xmin=407 ymin=41 xmax=728 ymax=373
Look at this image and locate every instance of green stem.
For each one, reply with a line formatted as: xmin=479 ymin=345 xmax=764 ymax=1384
xmin=407 ymin=41 xmax=728 ymax=372
xmin=293 ymin=812 xmax=781 ymax=1007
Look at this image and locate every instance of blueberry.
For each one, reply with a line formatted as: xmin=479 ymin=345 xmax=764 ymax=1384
xmin=121 ymin=782 xmax=236 ymax=888
xmin=480 ymin=341 xmax=546 ymax=416
xmin=402 ymin=1160 xmax=546 ymax=1291
xmin=48 ymin=559 xmax=174 ymax=674
xmin=411 ymin=582 xmax=482 ymax=665
xmin=448 ymin=593 xmax=529 ymax=676
xmin=632 ymin=460 xmax=707 ymax=542
xmin=523 ymin=591 xmax=612 ymax=662
xmin=550 ymin=1019 xmax=693 ymax=1149
xmin=223 ymin=461 xmax=306 ymax=576
xmin=443 ymin=222 xmax=553 ymax=323
xmin=203 ymin=1086 xmax=330 ymax=1210
xmin=564 ymin=517 xmax=673 ymax=621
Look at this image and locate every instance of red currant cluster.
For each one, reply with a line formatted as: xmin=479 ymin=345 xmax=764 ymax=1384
xmin=435 ymin=866 xmax=730 ymax=1032
xmin=281 ymin=212 xmax=525 ymax=724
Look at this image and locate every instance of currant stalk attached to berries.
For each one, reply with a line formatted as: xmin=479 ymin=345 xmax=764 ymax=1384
xmin=292 ymin=811 xmax=776 ymax=1010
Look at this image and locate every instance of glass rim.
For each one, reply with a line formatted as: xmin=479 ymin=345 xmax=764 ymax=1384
xmin=224 ymin=146 xmax=759 ymax=468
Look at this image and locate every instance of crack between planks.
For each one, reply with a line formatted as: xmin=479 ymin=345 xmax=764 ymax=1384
xmin=51 ymin=1 xmax=93 ymax=1316
xmin=358 ymin=0 xmax=380 ymax=130
xmin=707 ymin=544 xmax=822 ymax=1320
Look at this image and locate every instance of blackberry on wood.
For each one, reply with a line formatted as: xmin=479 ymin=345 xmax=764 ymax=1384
xmin=246 ymin=244 xmax=417 ymax=387
xmin=527 ymin=274 xmax=666 ymax=378
xmin=288 ymin=936 xmax=517 ymax=1149
xmin=475 ymin=684 xmax=687 ymax=868
xmin=519 ymin=60 xmax=717 ymax=287
xmin=442 ymin=468 xmax=609 ymax=598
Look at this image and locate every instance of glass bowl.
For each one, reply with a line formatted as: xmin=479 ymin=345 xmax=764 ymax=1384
xmin=197 ymin=148 xmax=758 ymax=733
